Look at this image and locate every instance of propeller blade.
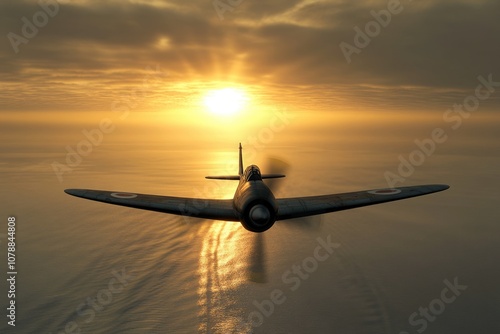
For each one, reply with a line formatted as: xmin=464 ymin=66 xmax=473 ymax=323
xmin=263 ymin=156 xmax=290 ymax=194
xmin=246 ymin=232 xmax=267 ymax=283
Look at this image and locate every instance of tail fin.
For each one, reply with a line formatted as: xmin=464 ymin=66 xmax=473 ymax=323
xmin=205 ymin=143 xmax=243 ymax=181
xmin=238 ymin=143 xmax=243 ymax=176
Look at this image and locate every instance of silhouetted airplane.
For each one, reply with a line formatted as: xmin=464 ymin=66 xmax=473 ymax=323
xmin=65 ymin=144 xmax=449 ymax=232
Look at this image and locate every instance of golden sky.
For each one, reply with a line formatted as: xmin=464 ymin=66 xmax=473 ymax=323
xmin=1 ymin=0 xmax=500 ymax=116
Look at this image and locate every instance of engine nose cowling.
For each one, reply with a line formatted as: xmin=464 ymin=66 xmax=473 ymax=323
xmin=241 ymin=201 xmax=276 ymax=233
xmin=250 ymin=204 xmax=271 ymax=225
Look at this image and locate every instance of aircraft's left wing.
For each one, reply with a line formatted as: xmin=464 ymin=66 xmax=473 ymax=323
xmin=64 ymin=189 xmax=239 ymax=221
xmin=276 ymin=184 xmax=449 ymax=220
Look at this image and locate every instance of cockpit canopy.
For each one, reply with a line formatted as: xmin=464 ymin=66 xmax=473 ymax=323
xmin=244 ymin=165 xmax=262 ymax=181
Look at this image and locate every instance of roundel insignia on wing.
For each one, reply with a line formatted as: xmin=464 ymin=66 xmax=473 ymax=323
xmin=111 ymin=192 xmax=138 ymax=199
xmin=367 ymin=189 xmax=402 ymax=195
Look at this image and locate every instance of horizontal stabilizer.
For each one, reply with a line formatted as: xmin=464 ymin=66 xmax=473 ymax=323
xmin=261 ymin=174 xmax=286 ymax=179
xmin=205 ymin=175 xmax=241 ymax=180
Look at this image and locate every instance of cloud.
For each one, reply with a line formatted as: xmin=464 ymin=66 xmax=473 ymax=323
xmin=1 ymin=0 xmax=499 ymax=111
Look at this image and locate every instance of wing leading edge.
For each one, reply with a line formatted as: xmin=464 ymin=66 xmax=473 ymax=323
xmin=66 ymin=184 xmax=448 ymax=223
xmin=64 ymin=189 xmax=239 ymax=221
xmin=276 ymin=184 xmax=449 ymax=220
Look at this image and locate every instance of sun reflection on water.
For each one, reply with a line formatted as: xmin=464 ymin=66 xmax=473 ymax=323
xmin=197 ymin=221 xmax=250 ymax=333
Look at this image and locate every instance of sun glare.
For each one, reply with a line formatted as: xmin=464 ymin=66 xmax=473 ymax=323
xmin=203 ymin=88 xmax=247 ymax=116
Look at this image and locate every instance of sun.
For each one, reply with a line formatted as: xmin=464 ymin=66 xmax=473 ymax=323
xmin=203 ymin=88 xmax=247 ymax=116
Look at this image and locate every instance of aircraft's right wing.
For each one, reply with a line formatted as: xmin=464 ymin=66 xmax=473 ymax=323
xmin=64 ymin=189 xmax=239 ymax=221
xmin=276 ymin=184 xmax=449 ymax=220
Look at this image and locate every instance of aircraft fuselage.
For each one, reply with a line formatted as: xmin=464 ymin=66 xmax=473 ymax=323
xmin=233 ymin=165 xmax=278 ymax=232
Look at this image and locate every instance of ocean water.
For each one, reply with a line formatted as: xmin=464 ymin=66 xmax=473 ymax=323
xmin=1 ymin=111 xmax=499 ymax=333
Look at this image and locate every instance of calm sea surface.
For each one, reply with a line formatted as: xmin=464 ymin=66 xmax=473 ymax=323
xmin=1 ymin=113 xmax=499 ymax=333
